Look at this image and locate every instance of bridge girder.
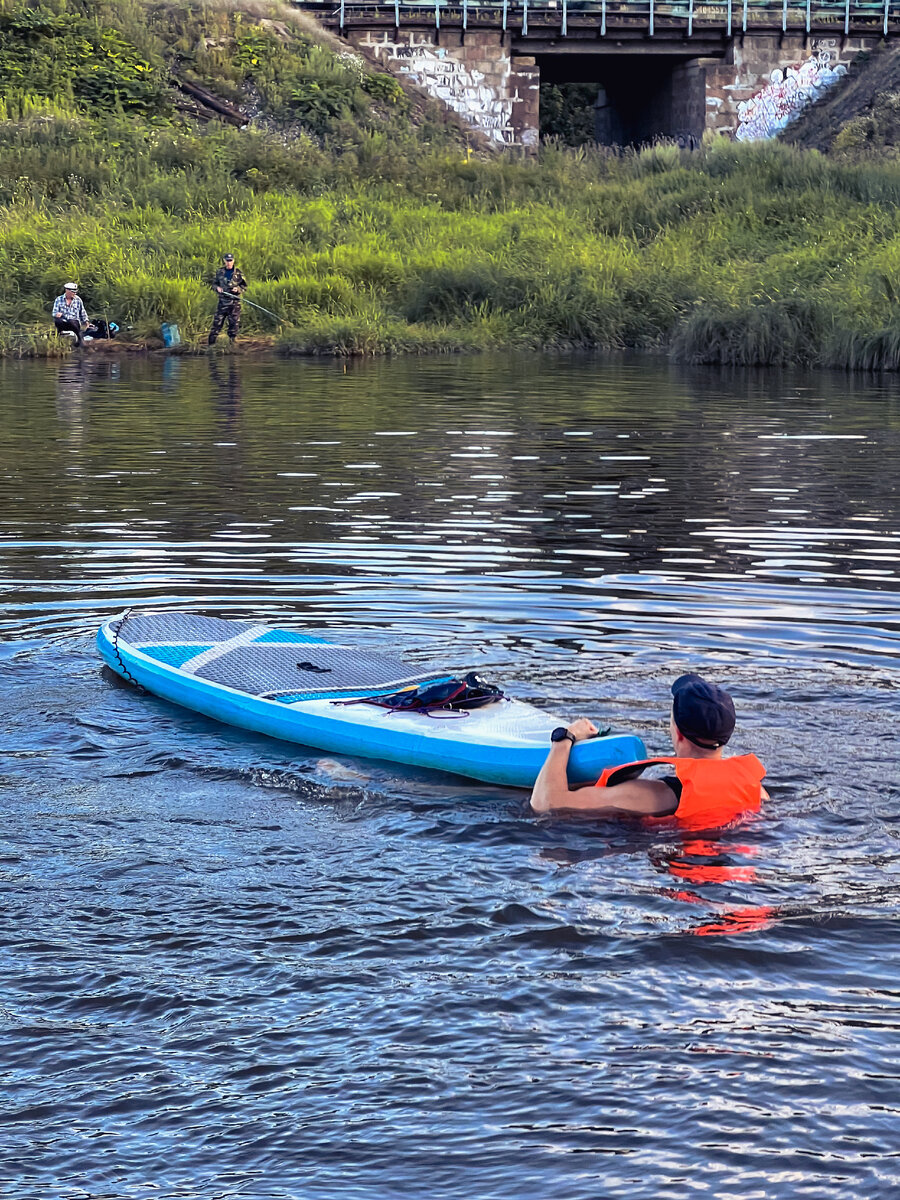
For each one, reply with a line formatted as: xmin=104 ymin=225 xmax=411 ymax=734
xmin=513 ymin=35 xmax=729 ymax=53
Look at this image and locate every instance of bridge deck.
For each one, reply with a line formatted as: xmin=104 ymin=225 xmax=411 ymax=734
xmin=296 ymin=0 xmax=900 ymax=38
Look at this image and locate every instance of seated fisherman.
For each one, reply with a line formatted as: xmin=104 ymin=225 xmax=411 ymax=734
xmin=530 ymin=673 xmax=768 ymax=827
xmin=52 ymin=282 xmax=89 ymax=347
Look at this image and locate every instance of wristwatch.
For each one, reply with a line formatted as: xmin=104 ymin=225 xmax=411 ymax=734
xmin=550 ymin=726 xmax=576 ymax=745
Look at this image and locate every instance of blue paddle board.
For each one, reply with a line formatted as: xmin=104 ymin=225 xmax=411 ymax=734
xmin=96 ymin=611 xmax=646 ymax=788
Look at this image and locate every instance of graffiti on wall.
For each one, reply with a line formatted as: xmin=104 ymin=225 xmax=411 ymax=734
xmin=362 ymin=34 xmax=518 ymax=145
xmin=735 ymin=50 xmax=847 ymax=141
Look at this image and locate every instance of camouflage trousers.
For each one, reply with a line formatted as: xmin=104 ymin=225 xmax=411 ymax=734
xmin=208 ymin=299 xmax=241 ymax=343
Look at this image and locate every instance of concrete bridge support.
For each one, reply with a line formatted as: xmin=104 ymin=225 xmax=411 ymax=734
xmin=349 ymin=23 xmax=880 ymax=148
xmin=705 ymin=34 xmax=877 ymax=140
xmin=350 ymin=28 xmax=540 ymax=147
xmin=536 ymin=32 xmax=879 ymax=146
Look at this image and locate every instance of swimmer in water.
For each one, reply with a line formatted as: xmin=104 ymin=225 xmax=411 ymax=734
xmin=530 ymin=673 xmax=768 ymax=825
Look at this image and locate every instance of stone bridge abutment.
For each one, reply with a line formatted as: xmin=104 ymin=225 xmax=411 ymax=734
xmin=351 ymin=28 xmax=541 ymax=147
xmin=325 ymin=5 xmax=888 ymax=148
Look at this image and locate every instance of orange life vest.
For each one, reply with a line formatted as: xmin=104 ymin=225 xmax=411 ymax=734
xmin=595 ymin=754 xmax=766 ymax=829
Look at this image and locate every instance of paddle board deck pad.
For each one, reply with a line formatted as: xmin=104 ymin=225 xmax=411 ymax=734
xmin=97 ymin=612 xmax=647 ymax=788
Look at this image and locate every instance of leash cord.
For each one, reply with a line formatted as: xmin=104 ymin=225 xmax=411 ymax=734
xmin=111 ymin=608 xmax=144 ymax=692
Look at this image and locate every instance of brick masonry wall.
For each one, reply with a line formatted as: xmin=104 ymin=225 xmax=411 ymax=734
xmin=705 ymin=34 xmax=880 ymax=139
xmin=351 ymin=29 xmax=540 ymax=148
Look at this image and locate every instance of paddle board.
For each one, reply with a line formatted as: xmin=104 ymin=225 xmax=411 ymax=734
xmin=96 ymin=611 xmax=646 ymax=788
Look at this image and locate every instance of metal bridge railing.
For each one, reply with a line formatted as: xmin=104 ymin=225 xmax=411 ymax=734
xmin=326 ymin=0 xmax=900 ymax=37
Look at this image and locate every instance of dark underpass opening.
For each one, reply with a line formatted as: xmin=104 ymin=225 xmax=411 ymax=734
xmin=536 ymin=53 xmax=707 ymax=146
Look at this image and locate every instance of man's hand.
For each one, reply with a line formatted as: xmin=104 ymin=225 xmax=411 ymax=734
xmin=530 ymin=716 xmax=598 ymax=814
xmin=216 ymin=286 xmax=224 ymax=293
xmin=566 ymin=718 xmax=598 ymax=742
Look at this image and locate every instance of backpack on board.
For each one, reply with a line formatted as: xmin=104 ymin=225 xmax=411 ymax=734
xmin=333 ymin=672 xmax=504 ymax=719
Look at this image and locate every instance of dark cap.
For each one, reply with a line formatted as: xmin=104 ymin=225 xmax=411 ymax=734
xmin=223 ymin=252 xmax=235 ymax=260
xmin=671 ymin=673 xmax=735 ymax=749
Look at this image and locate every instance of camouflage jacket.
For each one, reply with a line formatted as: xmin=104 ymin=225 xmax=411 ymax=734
xmin=212 ymin=266 xmax=248 ymax=303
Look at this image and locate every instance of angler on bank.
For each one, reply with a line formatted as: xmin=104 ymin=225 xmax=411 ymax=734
xmin=208 ymin=253 xmax=247 ymax=345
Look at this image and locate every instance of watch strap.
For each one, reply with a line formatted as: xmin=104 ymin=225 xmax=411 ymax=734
xmin=551 ymin=726 xmax=576 ymax=745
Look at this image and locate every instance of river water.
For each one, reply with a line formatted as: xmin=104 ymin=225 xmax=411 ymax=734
xmin=1 ymin=352 xmax=899 ymax=1199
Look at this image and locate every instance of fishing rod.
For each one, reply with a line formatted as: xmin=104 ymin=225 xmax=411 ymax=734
xmin=240 ymin=296 xmax=289 ymax=323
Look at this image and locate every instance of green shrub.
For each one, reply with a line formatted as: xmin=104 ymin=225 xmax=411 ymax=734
xmin=277 ymin=316 xmax=470 ymax=356
xmin=361 ymin=72 xmax=406 ymax=107
xmin=0 ymin=322 xmax=71 ymax=357
xmin=671 ymin=299 xmax=828 ymax=366
xmin=828 ymin=324 xmax=900 ymax=370
xmin=539 ymin=84 xmax=599 ymax=145
xmin=0 ymin=4 xmax=169 ymax=114
xmin=403 ymin=263 xmax=513 ymax=323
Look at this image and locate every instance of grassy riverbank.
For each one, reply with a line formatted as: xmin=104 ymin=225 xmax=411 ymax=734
xmin=4 ymin=1 xmax=900 ymax=367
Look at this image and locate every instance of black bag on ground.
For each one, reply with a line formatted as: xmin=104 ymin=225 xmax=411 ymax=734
xmin=87 ymin=320 xmax=119 ymax=339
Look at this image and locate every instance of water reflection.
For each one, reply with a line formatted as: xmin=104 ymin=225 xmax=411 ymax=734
xmin=161 ymin=353 xmax=181 ymax=391
xmin=541 ymin=833 xmax=779 ymax=938
xmin=54 ymin=359 xmax=88 ymax=427
xmin=652 ymin=838 xmax=778 ymax=938
xmin=208 ymin=356 xmax=242 ymax=434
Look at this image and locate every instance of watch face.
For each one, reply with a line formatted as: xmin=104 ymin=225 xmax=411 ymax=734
xmin=550 ymin=726 xmax=570 ymax=743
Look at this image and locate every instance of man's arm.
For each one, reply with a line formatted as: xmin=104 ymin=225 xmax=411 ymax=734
xmin=529 ymin=718 xmax=678 ymax=818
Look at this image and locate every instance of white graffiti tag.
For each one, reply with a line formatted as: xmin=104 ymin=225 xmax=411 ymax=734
xmin=736 ymin=54 xmax=847 ymax=142
xmin=397 ymin=46 xmax=515 ymax=144
xmin=364 ymin=37 xmax=516 ymax=144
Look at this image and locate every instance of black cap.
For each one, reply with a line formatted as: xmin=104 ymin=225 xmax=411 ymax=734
xmin=223 ymin=252 xmax=234 ymax=261
xmin=671 ymin=673 xmax=735 ymax=749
